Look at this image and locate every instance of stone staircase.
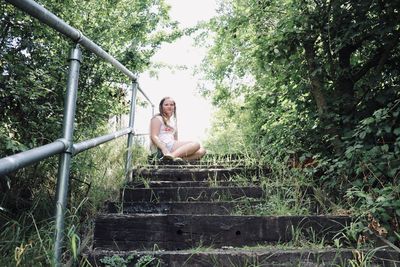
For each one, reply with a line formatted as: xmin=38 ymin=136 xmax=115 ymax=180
xmin=87 ymin=160 xmax=400 ymax=266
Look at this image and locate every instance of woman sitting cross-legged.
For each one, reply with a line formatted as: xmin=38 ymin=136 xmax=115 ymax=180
xmin=150 ymin=96 xmax=206 ymax=161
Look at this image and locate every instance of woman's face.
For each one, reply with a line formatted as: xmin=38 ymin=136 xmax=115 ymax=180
xmin=162 ymin=98 xmax=175 ymax=117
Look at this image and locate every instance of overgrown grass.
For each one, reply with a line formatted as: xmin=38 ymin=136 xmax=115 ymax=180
xmin=130 ymin=137 xmax=349 ymax=217
xmin=0 ymin=136 xmax=148 ymax=266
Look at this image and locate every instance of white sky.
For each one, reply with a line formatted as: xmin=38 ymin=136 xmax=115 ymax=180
xmin=133 ymin=0 xmax=217 ymax=142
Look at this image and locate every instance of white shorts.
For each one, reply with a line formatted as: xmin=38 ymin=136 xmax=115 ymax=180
xmin=164 ymin=141 xmax=175 ymax=153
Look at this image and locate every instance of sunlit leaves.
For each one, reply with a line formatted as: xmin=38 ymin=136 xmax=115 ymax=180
xmin=0 ymin=0 xmax=175 ymax=225
xmin=201 ymin=0 xmax=400 ymax=242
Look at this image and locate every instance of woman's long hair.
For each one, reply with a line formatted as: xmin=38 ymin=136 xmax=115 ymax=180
xmin=157 ymin=97 xmax=177 ymax=128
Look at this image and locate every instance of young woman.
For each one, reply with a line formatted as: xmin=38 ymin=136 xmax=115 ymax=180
xmin=150 ymin=97 xmax=206 ymax=161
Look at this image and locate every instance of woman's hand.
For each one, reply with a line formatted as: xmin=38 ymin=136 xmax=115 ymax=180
xmin=150 ymin=117 xmax=169 ymax=155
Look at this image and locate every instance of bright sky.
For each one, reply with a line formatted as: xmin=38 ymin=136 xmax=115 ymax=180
xmin=134 ymin=0 xmax=217 ymax=142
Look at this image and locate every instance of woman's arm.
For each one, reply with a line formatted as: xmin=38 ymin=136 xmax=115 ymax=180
xmin=174 ymin=129 xmax=178 ymax=141
xmin=150 ymin=117 xmax=170 ymax=155
xmin=174 ymin=119 xmax=178 ymax=140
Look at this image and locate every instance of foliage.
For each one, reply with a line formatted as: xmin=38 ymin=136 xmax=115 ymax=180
xmin=1 ymin=0 xmax=177 ymax=155
xmin=100 ymin=254 xmax=161 ymax=267
xmin=0 ymin=0 xmax=174 ymax=213
xmin=135 ymin=254 xmax=161 ymax=267
xmin=100 ymin=254 xmax=134 ymax=267
xmin=199 ymin=0 xmax=400 ymax=243
xmin=203 ymin=103 xmax=249 ymax=155
xmin=0 ymin=137 xmax=131 ymax=265
xmin=0 ymin=0 xmax=177 ymax=265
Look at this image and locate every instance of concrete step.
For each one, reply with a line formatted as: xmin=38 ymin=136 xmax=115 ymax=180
xmin=148 ymin=157 xmax=250 ymax=166
xmin=132 ymin=167 xmax=263 ymax=181
xmin=87 ymin=248 xmax=400 ymax=267
xmin=106 ymin=201 xmax=264 ymax=215
xmin=122 ymin=186 xmax=264 ymax=202
xmin=93 ymin=214 xmax=351 ymax=250
xmin=126 ymin=180 xmax=245 ymax=188
xmin=138 ymin=163 xmax=254 ymax=169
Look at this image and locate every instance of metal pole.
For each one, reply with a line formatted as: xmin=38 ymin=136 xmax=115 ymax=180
xmin=125 ymin=81 xmax=138 ymax=176
xmin=73 ymin=128 xmax=132 ymax=155
xmin=54 ymin=45 xmax=82 ymax=266
xmin=0 ymin=140 xmax=66 ymax=177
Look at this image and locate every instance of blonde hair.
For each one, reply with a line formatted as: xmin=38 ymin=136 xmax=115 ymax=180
xmin=157 ymin=96 xmax=177 ymax=128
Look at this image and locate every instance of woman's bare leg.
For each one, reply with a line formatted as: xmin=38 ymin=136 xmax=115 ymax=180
xmin=183 ymin=147 xmax=206 ymax=160
xmin=171 ymin=141 xmax=199 ymax=158
xmin=171 ymin=141 xmax=206 ymax=160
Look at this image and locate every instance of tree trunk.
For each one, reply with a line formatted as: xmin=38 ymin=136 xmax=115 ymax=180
xmin=303 ymin=39 xmax=342 ymax=153
xmin=335 ymin=46 xmax=356 ymax=122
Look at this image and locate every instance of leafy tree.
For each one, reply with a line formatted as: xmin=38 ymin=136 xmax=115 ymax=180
xmin=200 ymin=0 xmax=400 ymax=242
xmin=1 ymin=0 xmax=180 ymax=264
xmin=0 ymin=0 xmax=177 ymax=215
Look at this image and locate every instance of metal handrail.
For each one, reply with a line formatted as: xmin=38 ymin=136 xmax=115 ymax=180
xmin=138 ymin=85 xmax=156 ymax=112
xmin=1 ymin=0 xmax=154 ymax=266
xmin=5 ymin=0 xmax=154 ymax=105
xmin=0 ymin=140 xmax=67 ymax=176
xmin=72 ymin=128 xmax=133 ymax=155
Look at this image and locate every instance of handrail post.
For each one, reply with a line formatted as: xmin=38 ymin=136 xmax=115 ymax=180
xmin=54 ymin=44 xmax=82 ymax=266
xmin=125 ymin=80 xmax=138 ymax=178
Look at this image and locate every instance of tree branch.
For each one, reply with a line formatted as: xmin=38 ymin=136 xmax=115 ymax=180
xmin=303 ymin=39 xmax=327 ymax=115
xmin=0 ymin=17 xmax=12 ymax=50
xmin=321 ymin=0 xmax=336 ymax=79
xmin=353 ymin=30 xmax=400 ymax=82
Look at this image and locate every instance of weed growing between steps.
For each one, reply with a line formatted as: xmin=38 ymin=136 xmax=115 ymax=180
xmin=226 ymin=170 xmax=338 ymax=216
xmin=202 ymin=145 xmax=396 ymax=255
xmin=99 ymin=254 xmax=162 ymax=267
xmin=98 ymin=253 xmax=163 ymax=267
xmin=191 ymin=244 xmax=390 ymax=267
xmin=93 ymin=142 xmax=398 ymax=266
xmin=130 ymin=160 xmax=348 ymax=216
xmin=118 ymin=246 xmax=391 ymax=267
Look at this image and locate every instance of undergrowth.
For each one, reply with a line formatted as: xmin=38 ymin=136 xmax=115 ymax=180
xmin=203 ymin=134 xmax=394 ymax=253
xmin=0 ymin=137 xmax=147 ymax=266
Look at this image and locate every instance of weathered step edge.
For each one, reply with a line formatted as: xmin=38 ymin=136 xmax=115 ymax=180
xmin=106 ymin=201 xmax=264 ymax=215
xmin=136 ymin=164 xmax=259 ymax=169
xmin=93 ymin=214 xmax=351 ymax=250
xmin=132 ymin=167 xmax=266 ymax=181
xmin=122 ymin=186 xmax=264 ymax=202
xmin=126 ymin=180 xmax=248 ymax=188
xmin=86 ymin=248 xmax=400 ymax=267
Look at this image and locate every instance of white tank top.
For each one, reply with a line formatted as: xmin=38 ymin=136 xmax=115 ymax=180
xmin=157 ymin=116 xmax=176 ymax=144
xmin=150 ymin=116 xmax=176 ymax=152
